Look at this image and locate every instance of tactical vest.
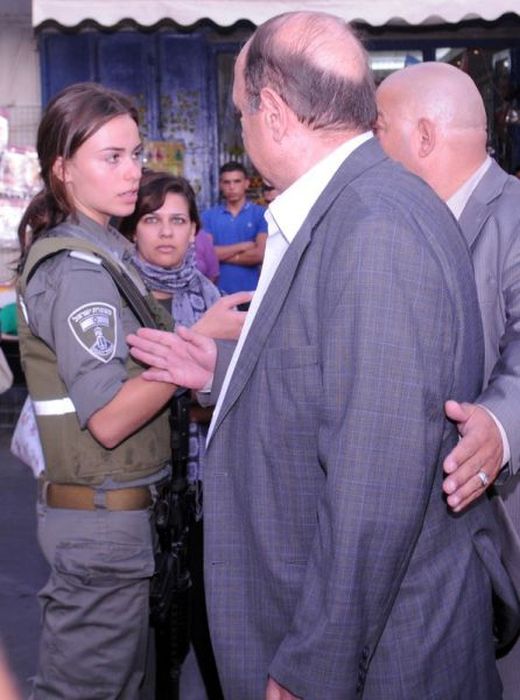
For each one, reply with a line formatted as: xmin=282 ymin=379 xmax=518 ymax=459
xmin=17 ymin=234 xmax=174 ymax=486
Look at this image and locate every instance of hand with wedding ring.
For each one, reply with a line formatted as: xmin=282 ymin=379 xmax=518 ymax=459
xmin=443 ymin=400 xmax=503 ymax=512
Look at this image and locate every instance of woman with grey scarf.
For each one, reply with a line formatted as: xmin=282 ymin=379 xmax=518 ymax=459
xmin=119 ymin=170 xmax=250 ymax=700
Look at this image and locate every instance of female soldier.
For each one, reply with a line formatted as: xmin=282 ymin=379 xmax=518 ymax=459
xmin=16 ymin=83 xmax=244 ymax=700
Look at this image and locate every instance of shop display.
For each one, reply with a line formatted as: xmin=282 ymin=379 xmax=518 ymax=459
xmin=144 ymin=139 xmax=185 ymax=176
xmin=0 ymin=110 xmax=8 ymax=152
xmin=0 ymin=197 xmax=26 ymax=245
xmin=0 ymin=146 xmax=40 ymax=200
xmin=0 ymin=112 xmax=41 ymax=284
xmin=0 ymin=111 xmax=41 ymax=238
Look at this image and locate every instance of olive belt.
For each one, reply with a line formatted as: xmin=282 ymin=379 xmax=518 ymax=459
xmin=44 ymin=482 xmax=152 ymax=511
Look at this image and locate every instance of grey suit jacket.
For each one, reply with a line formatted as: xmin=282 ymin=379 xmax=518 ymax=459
xmin=460 ymin=161 xmax=520 ymax=480
xmin=458 ymin=160 xmax=520 ymax=696
xmin=202 ymin=140 xmax=518 ymax=699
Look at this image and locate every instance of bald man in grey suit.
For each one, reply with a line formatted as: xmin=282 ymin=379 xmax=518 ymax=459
xmin=129 ymin=14 xmax=520 ymax=699
xmin=377 ymin=60 xmax=520 ymax=700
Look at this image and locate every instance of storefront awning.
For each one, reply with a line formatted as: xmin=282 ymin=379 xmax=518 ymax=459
xmin=32 ymin=0 xmax=520 ymax=29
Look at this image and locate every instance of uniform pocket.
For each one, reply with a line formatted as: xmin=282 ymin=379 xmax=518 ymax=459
xmin=54 ymin=539 xmax=155 ymax=585
xmin=52 ymin=510 xmax=155 ymax=585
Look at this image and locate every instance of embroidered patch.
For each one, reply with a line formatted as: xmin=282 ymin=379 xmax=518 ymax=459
xmin=67 ymin=302 xmax=117 ymax=363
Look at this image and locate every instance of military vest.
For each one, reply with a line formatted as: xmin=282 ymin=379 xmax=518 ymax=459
xmin=17 ymin=234 xmax=173 ymax=486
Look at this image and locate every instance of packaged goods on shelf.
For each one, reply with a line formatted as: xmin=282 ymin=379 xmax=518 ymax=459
xmin=0 ymin=111 xmax=8 ymax=152
xmin=0 ymin=147 xmax=41 ymax=199
xmin=0 ymin=197 xmax=25 ymax=245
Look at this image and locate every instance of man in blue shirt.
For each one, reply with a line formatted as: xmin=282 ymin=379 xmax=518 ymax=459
xmin=202 ymin=162 xmax=267 ymax=294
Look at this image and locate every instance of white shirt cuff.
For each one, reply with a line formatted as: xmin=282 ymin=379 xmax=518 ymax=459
xmin=198 ymin=374 xmax=214 ymax=394
xmin=479 ymin=404 xmax=511 ymax=467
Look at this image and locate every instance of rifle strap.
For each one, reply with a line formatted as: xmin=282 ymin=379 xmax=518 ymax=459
xmin=169 ymin=389 xmax=192 ymax=490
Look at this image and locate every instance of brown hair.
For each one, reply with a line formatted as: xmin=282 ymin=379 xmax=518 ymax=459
xmin=18 ymin=82 xmax=139 ymax=254
xmin=119 ymin=169 xmax=201 ymax=239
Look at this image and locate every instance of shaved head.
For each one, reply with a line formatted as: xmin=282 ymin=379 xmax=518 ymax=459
xmin=378 ymin=62 xmax=486 ymax=132
xmin=375 ymin=62 xmax=488 ymax=199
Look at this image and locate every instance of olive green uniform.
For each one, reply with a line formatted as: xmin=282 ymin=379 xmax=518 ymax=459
xmin=18 ymin=212 xmax=171 ymax=700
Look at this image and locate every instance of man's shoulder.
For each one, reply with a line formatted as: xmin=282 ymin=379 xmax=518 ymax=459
xmin=472 ymin=163 xmax=520 ymax=225
xmin=202 ymin=203 xmax=226 ymax=218
xmin=344 ymin=155 xmax=448 ymax=224
xmin=317 ymin=156 xmax=465 ymax=275
xmin=201 ymin=204 xmax=227 ymax=230
xmin=243 ymin=200 xmax=266 ymax=211
xmin=242 ymin=200 xmax=267 ymax=222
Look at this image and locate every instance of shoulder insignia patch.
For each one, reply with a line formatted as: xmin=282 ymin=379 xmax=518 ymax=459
xmin=67 ymin=302 xmax=117 ymax=363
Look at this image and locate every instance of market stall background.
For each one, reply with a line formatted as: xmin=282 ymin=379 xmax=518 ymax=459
xmin=1 ymin=0 xmax=520 ymax=262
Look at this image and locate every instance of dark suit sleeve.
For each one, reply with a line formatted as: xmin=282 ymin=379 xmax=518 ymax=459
xmin=268 ymin=209 xmax=466 ymax=696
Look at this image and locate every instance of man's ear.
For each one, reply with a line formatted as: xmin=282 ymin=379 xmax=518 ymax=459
xmin=417 ymin=118 xmax=435 ymax=157
xmin=259 ymin=86 xmax=288 ymax=142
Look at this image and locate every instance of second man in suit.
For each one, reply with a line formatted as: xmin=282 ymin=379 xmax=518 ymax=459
xmin=376 ymin=60 xmax=520 ymax=700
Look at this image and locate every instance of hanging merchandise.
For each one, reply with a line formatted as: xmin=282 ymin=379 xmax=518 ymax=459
xmin=0 ymin=146 xmax=40 ymax=200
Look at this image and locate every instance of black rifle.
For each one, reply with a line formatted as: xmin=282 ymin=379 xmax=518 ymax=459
xmin=150 ymin=389 xmax=194 ymax=700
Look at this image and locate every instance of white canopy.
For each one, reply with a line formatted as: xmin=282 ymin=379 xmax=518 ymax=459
xmin=32 ymin=0 xmax=520 ymax=28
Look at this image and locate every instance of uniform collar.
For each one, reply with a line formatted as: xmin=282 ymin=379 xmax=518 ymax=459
xmin=56 ymin=211 xmax=134 ymax=262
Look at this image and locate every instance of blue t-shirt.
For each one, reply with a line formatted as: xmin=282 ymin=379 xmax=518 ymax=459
xmin=201 ymin=201 xmax=267 ymax=293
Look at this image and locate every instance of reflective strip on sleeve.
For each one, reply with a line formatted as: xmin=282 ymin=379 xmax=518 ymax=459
xmin=32 ymin=397 xmax=76 ymax=416
xmin=19 ymin=295 xmax=29 ymax=324
xmin=69 ymin=250 xmax=103 ymax=265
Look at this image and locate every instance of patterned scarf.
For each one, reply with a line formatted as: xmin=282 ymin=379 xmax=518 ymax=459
xmin=131 ymin=245 xmax=220 ymax=327
xmin=131 ymin=244 xmax=220 ymax=506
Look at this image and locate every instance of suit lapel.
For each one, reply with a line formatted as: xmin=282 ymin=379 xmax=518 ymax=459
xmin=208 ymin=138 xmax=387 ymax=443
xmin=208 ymin=218 xmax=313 ymax=442
xmin=458 ymin=160 xmax=508 ymax=249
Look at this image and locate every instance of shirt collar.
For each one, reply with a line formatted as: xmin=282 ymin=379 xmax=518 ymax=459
xmin=219 ymin=200 xmax=250 ymax=214
xmin=265 ymin=131 xmax=373 ymax=242
xmin=446 ymin=156 xmax=492 ymax=220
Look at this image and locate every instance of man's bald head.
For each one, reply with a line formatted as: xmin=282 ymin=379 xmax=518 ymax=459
xmin=375 ymin=63 xmax=488 ymax=198
xmin=378 ymin=62 xmax=486 ymax=132
xmin=241 ymin=11 xmax=377 ymax=132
